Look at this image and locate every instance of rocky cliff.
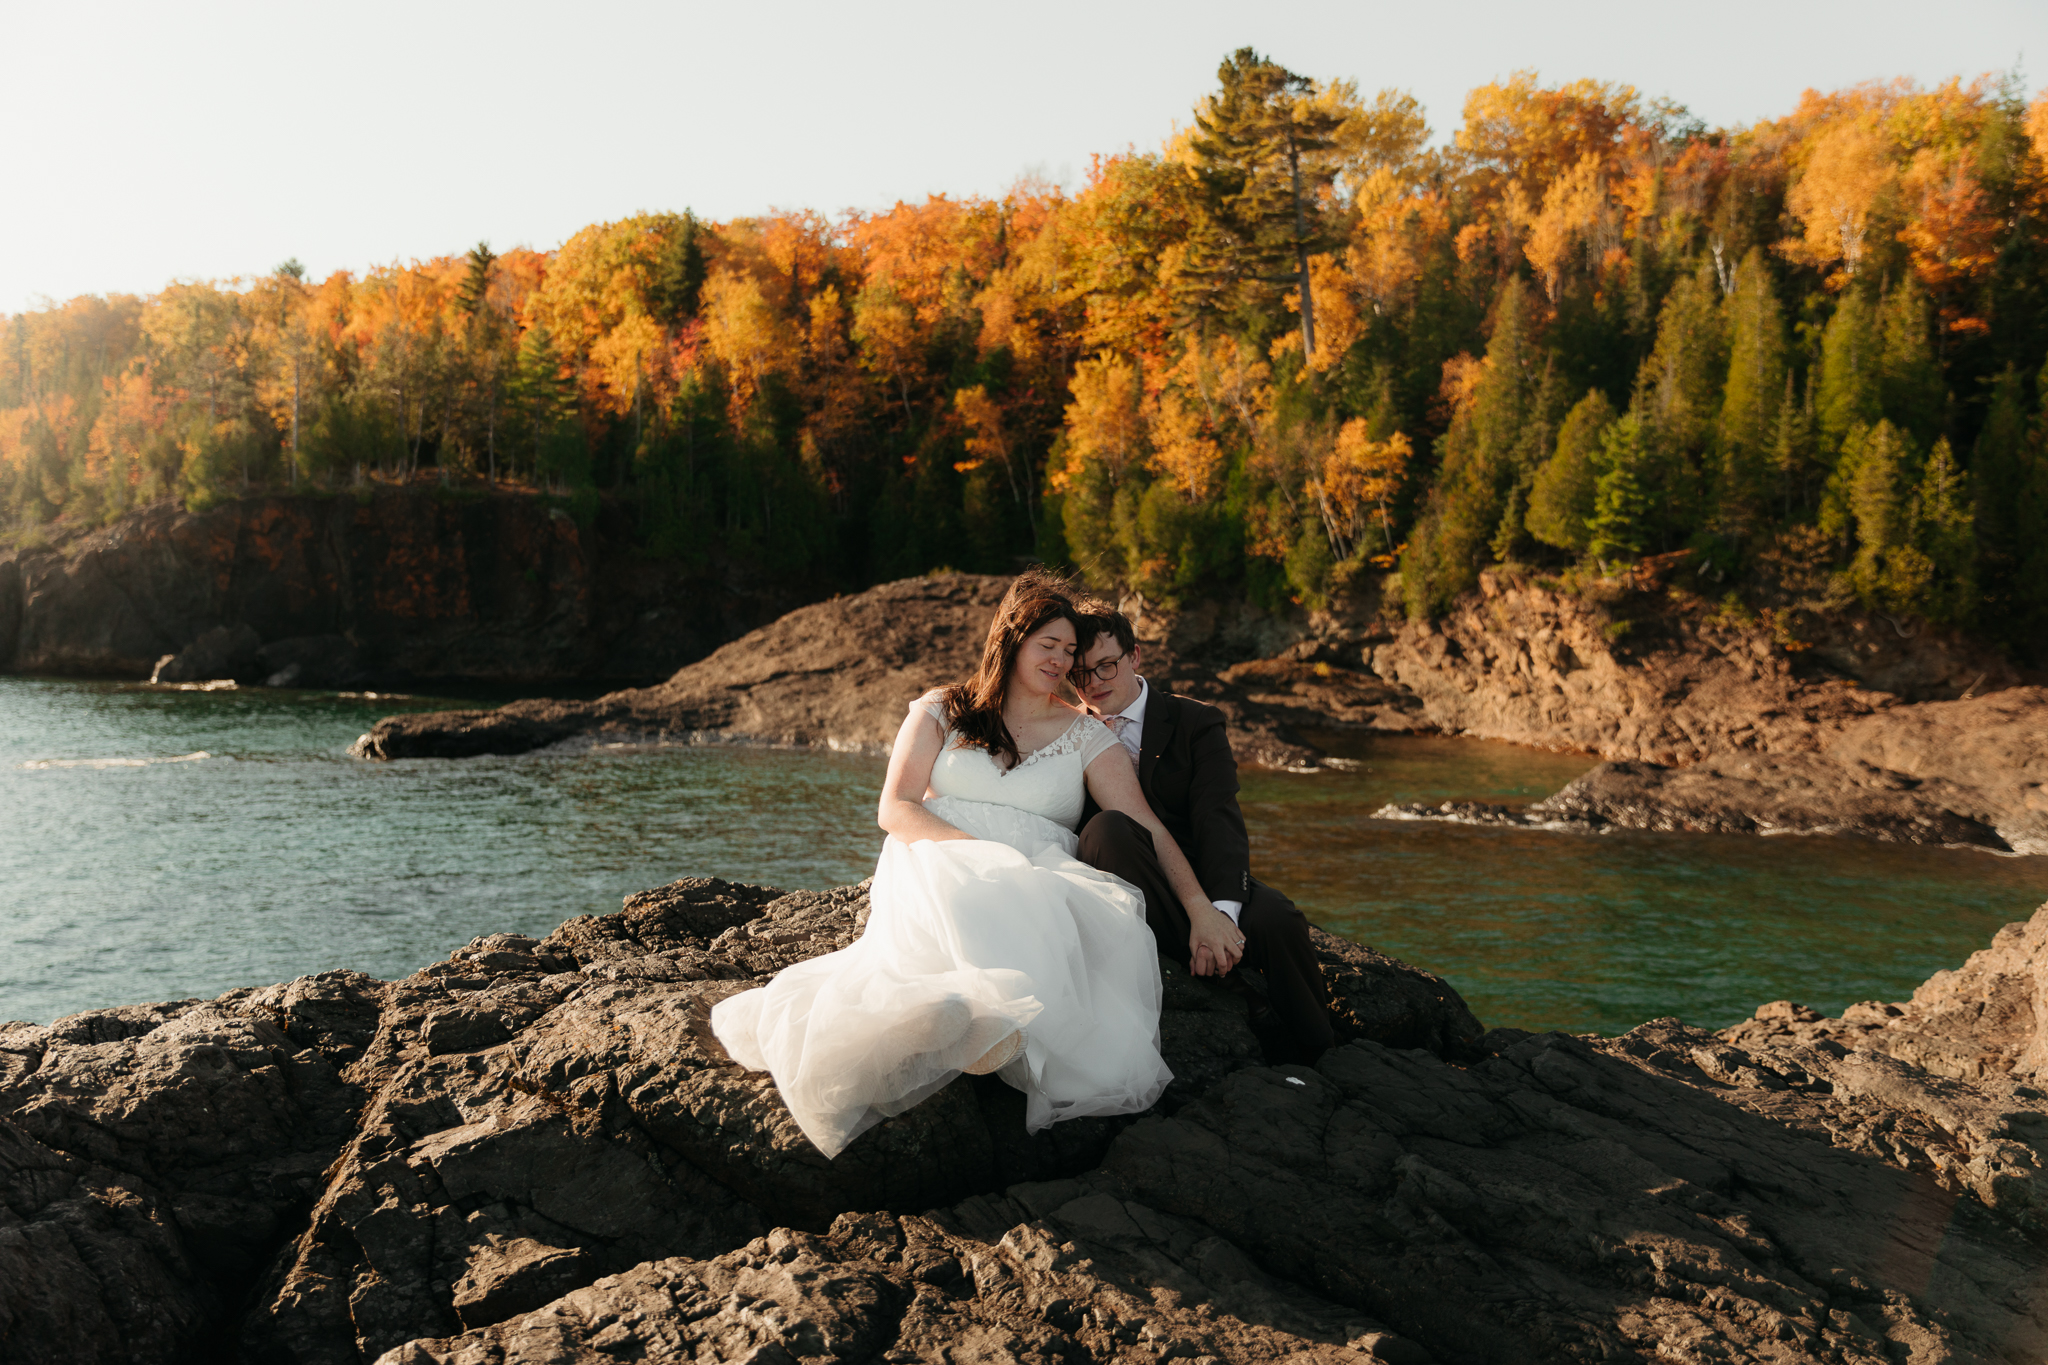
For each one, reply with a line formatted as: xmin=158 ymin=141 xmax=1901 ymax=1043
xmin=0 ymin=493 xmax=821 ymax=686
xmin=9 ymin=878 xmax=2048 ymax=1363
xmin=1356 ymin=571 xmax=2048 ymax=853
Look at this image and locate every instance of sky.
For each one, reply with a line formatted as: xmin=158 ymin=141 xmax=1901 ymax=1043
xmin=3 ymin=0 xmax=2044 ymax=314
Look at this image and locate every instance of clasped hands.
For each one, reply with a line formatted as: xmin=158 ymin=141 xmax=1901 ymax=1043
xmin=1187 ymin=900 xmax=1244 ymax=977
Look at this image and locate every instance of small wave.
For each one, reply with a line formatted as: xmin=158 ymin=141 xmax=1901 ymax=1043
xmin=19 ymin=751 xmax=213 ymax=771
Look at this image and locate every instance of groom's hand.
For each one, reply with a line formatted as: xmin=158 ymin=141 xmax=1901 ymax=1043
xmin=1187 ymin=902 xmax=1243 ymax=977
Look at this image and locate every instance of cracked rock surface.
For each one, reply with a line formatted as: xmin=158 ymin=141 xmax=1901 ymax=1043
xmin=1 ymin=874 xmax=1476 ymax=1364
xmin=10 ymin=880 xmax=2048 ymax=1362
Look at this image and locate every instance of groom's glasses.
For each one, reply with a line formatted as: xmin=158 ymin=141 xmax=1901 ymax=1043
xmin=1072 ymin=653 xmax=1128 ymax=685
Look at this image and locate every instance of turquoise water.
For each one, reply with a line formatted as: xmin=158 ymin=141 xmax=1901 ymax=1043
xmin=1239 ymin=733 xmax=2048 ymax=1034
xmin=4 ymin=677 xmax=2046 ymax=1034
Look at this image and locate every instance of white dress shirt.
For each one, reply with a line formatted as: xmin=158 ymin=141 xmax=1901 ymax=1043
xmin=1108 ymin=677 xmax=1242 ymax=928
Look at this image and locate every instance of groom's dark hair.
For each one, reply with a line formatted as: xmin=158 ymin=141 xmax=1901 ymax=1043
xmin=1074 ymin=598 xmax=1137 ymax=658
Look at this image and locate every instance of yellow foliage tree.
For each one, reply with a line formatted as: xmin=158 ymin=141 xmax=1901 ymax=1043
xmin=1522 ymin=152 xmax=1617 ymax=300
xmin=1311 ymin=419 xmax=1411 ymax=560
xmin=700 ymin=268 xmax=797 ymax=419
xmin=1785 ymin=120 xmax=1895 ymax=280
xmin=1054 ymin=354 xmax=1145 ymax=492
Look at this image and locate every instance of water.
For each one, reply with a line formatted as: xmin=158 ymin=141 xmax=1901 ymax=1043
xmin=1241 ymin=732 xmax=2048 ymax=1034
xmin=5 ymin=678 xmax=2046 ymax=1034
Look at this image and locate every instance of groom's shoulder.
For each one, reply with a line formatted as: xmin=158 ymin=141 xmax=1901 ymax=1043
xmin=1154 ymin=689 xmax=1228 ymax=736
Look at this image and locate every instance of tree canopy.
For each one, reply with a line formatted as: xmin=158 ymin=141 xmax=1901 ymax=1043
xmin=6 ymin=63 xmax=2048 ymax=658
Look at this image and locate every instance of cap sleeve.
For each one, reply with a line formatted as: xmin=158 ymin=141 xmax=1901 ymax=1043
xmin=1076 ymin=715 xmax=1124 ymax=768
xmin=911 ymin=688 xmax=949 ymax=726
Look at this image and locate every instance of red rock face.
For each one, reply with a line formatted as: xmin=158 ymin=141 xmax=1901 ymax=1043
xmin=0 ymin=492 xmax=827 ymax=684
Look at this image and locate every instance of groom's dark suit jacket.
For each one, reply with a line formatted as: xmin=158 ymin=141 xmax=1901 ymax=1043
xmin=1080 ymin=684 xmax=1335 ymax=1060
xmin=1079 ymin=689 xmax=1252 ymax=906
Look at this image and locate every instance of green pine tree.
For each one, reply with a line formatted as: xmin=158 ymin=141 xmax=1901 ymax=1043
xmin=648 ymin=212 xmax=708 ymax=326
xmin=456 ymin=242 xmax=496 ymax=319
xmin=1400 ymin=277 xmax=1546 ymax=614
xmin=1879 ymin=274 xmax=1944 ymax=446
xmin=1840 ymin=419 xmax=1924 ymax=612
xmin=1971 ymin=365 xmax=2048 ymax=653
xmin=1910 ymin=437 xmax=1974 ymax=624
xmin=1527 ymin=388 xmax=1616 ymax=554
xmin=509 ymin=326 xmax=583 ymax=488
xmin=1769 ymin=372 xmax=1818 ymax=520
xmin=1715 ymin=248 xmax=1787 ymax=537
xmin=1183 ymin=48 xmax=1346 ymax=353
xmin=1588 ymin=413 xmax=1655 ymax=565
xmin=1816 ymin=290 xmax=1882 ymax=456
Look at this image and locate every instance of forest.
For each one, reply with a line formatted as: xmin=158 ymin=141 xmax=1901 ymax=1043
xmin=5 ymin=54 xmax=2048 ymax=660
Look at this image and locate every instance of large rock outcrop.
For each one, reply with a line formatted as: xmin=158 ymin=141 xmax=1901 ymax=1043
xmin=0 ymin=492 xmax=821 ymax=685
xmin=1524 ymin=683 xmax=2048 ymax=853
xmin=12 ymin=876 xmax=2048 ymax=1361
xmin=0 ymin=875 xmax=1479 ymax=1365
xmin=349 ymin=575 xmax=1331 ymax=767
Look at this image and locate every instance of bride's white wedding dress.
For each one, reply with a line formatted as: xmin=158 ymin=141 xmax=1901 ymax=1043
xmin=710 ymin=694 xmax=1172 ymax=1158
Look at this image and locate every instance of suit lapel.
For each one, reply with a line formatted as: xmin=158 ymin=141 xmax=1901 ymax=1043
xmin=1138 ymin=688 xmax=1173 ymax=800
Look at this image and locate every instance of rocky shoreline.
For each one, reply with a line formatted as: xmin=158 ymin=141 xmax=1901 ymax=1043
xmin=350 ymin=570 xmax=2048 ymax=856
xmin=8 ymin=875 xmax=2048 ymax=1363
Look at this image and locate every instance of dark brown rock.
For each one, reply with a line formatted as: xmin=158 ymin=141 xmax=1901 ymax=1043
xmin=1528 ymin=753 xmax=2012 ymax=848
xmin=353 ymin=900 xmax=2048 ymax=1365
xmin=15 ymin=879 xmax=2048 ymax=1363
xmin=1523 ymin=687 xmax=2048 ymax=853
xmin=348 ymin=573 xmax=1013 ymax=759
xmin=0 ymin=971 xmax=388 ymax=1363
xmin=377 ymin=1191 xmax=1431 ymax=1365
xmin=1726 ymin=901 xmax=2048 ymax=1084
xmin=349 ymin=573 xmax=1354 ymax=768
xmin=1104 ymin=1021 xmax=2048 ymax=1363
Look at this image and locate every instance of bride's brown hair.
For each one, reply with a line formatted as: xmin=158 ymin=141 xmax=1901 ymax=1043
xmin=941 ymin=569 xmax=1083 ymax=769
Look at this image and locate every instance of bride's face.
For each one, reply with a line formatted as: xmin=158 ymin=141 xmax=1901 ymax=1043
xmin=1009 ymin=616 xmax=1078 ymax=702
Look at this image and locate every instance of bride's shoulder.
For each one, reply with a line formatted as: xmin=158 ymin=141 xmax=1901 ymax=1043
xmin=910 ymin=687 xmax=952 ymax=725
xmin=1056 ymin=702 xmax=1110 ymax=737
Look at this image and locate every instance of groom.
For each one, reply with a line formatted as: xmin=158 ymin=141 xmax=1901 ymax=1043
xmin=1071 ymin=605 xmax=1336 ymax=1064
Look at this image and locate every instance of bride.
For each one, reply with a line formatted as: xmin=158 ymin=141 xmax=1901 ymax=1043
xmin=711 ymin=571 xmax=1239 ymax=1158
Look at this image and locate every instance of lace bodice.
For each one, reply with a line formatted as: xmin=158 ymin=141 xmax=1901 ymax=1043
xmin=913 ymin=692 xmax=1121 ymax=854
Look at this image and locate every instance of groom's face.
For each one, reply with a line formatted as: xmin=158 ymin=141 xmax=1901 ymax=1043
xmin=1075 ymin=637 xmax=1142 ymax=714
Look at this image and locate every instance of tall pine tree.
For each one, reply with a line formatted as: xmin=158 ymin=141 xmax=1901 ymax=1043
xmin=1715 ymin=248 xmax=1787 ymax=538
xmin=1183 ymin=48 xmax=1346 ymax=354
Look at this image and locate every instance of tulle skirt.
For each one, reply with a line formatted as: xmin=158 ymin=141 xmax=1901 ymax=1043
xmin=710 ymin=797 xmax=1171 ymax=1158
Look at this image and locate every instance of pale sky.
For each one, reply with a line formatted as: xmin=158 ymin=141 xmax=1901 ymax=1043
xmin=3 ymin=0 xmax=2043 ymax=314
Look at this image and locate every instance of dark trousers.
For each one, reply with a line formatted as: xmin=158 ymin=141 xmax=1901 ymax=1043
xmin=1077 ymin=811 xmax=1336 ymax=1063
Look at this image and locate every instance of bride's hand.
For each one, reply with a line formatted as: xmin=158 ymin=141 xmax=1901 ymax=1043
xmin=1187 ymin=901 xmax=1243 ymax=977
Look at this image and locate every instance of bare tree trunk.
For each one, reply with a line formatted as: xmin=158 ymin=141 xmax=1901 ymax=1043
xmin=1291 ymin=142 xmax=1316 ymax=360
